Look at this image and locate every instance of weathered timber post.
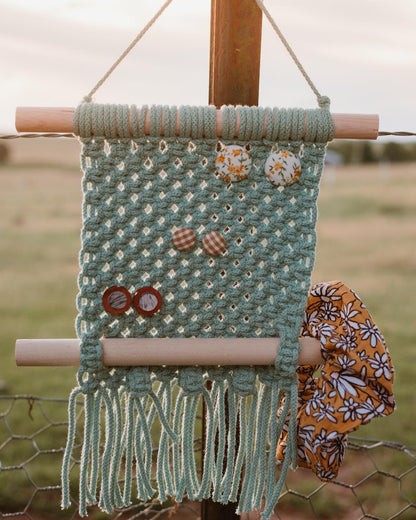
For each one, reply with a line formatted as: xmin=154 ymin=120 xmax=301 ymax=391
xmin=202 ymin=2 xmax=263 ymax=519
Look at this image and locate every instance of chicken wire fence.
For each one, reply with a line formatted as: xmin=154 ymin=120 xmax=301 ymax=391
xmin=0 ymin=395 xmax=415 ymax=520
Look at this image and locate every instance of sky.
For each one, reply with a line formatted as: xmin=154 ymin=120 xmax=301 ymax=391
xmin=0 ymin=0 xmax=415 ymax=137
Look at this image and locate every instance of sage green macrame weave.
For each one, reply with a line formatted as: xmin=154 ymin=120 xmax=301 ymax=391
xmin=62 ymin=103 xmax=334 ymax=519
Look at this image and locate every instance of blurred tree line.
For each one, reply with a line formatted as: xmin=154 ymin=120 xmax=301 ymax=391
xmin=0 ymin=140 xmax=414 ymax=166
xmin=328 ymin=140 xmax=416 ymax=164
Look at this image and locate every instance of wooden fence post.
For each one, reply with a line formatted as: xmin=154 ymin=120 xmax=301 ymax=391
xmin=209 ymin=0 xmax=262 ymax=108
xmin=202 ymin=2 xmax=262 ymax=519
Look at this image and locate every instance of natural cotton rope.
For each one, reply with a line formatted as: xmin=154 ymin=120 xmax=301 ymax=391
xmin=80 ymin=0 xmax=330 ymax=111
xmin=82 ymin=0 xmax=175 ymax=103
xmin=253 ymin=0 xmax=330 ymax=108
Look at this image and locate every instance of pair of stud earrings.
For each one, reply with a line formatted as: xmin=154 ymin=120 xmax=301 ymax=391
xmin=216 ymin=145 xmax=302 ymax=186
xmin=102 ymin=285 xmax=162 ymax=316
xmin=172 ymin=228 xmax=226 ymax=256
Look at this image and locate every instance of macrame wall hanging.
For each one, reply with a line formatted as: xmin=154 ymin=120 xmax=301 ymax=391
xmin=61 ymin=102 xmax=333 ymax=518
xmin=14 ymin=1 xmax=395 ymax=519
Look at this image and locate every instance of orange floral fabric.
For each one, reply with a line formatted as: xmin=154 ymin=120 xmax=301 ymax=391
xmin=276 ymin=281 xmax=395 ymax=481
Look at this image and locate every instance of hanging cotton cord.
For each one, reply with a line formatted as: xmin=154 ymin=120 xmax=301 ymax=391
xmin=82 ymin=0 xmax=175 ymax=103
xmin=253 ymin=0 xmax=330 ymax=109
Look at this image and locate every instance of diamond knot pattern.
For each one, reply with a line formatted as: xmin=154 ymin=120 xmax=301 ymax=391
xmin=77 ymin=135 xmax=326 ymax=340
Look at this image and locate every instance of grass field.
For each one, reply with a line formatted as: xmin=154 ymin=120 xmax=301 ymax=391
xmin=0 ymin=138 xmax=415 ymax=517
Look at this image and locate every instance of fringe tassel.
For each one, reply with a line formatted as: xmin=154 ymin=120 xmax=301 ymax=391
xmin=134 ymin=396 xmax=156 ymax=499
xmin=228 ymin=396 xmax=247 ymax=502
xmin=237 ymin=388 xmax=258 ymax=513
xmin=156 ymin=381 xmax=174 ymax=502
xmin=196 ymin=386 xmax=215 ymax=500
xmin=97 ymin=386 xmax=115 ymax=513
xmin=241 ymin=384 xmax=271 ymax=511
xmin=62 ymin=368 xmax=299 ymax=520
xmin=87 ymin=392 xmax=102 ymax=503
xmin=122 ymin=394 xmax=135 ymax=506
xmin=220 ymin=377 xmax=237 ymax=503
xmin=261 ymin=382 xmax=299 ymax=520
xmin=109 ymin=388 xmax=125 ymax=508
xmin=212 ymin=379 xmax=226 ymax=501
xmin=61 ymin=386 xmax=82 ymax=509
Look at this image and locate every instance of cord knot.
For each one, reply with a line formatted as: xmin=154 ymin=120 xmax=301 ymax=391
xmin=258 ymin=366 xmax=281 ymax=386
xmin=78 ymin=370 xmax=107 ymax=393
xmin=317 ymin=95 xmax=331 ymax=110
xmin=126 ymin=367 xmax=152 ymax=398
xmin=105 ymin=368 xmax=128 ymax=390
xmin=232 ymin=367 xmax=257 ymax=396
xmin=178 ymin=367 xmax=203 ymax=396
xmin=155 ymin=367 xmax=178 ymax=383
xmin=208 ymin=366 xmax=230 ymax=381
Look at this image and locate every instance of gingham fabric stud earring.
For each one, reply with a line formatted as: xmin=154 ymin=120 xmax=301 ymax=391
xmin=202 ymin=231 xmax=226 ymax=256
xmin=172 ymin=227 xmax=197 ymax=251
xmin=265 ymin=149 xmax=302 ymax=186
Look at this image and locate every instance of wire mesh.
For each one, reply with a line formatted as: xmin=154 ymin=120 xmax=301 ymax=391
xmin=0 ymin=396 xmax=415 ymax=520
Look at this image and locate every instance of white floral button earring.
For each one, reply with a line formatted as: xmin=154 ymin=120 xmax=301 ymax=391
xmin=265 ymin=149 xmax=301 ymax=186
xmin=216 ymin=144 xmax=252 ymax=183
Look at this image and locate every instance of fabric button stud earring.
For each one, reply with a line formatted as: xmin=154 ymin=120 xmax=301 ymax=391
xmin=133 ymin=286 xmax=163 ymax=316
xmin=216 ymin=144 xmax=252 ymax=182
xmin=102 ymin=286 xmax=132 ymax=314
xmin=202 ymin=231 xmax=226 ymax=256
xmin=265 ymin=149 xmax=302 ymax=186
xmin=172 ymin=227 xmax=197 ymax=251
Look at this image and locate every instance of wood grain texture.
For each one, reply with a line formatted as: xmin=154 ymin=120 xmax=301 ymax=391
xmin=15 ymin=107 xmax=380 ymax=140
xmin=209 ymin=0 xmax=262 ymax=108
xmin=15 ymin=337 xmax=322 ymax=367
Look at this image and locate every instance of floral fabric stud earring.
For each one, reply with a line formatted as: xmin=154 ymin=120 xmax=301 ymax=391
xmin=216 ymin=144 xmax=251 ymax=182
xmin=265 ymin=149 xmax=302 ymax=186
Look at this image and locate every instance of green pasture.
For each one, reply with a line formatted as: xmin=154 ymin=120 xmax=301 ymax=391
xmin=0 ymin=138 xmax=415 ymax=517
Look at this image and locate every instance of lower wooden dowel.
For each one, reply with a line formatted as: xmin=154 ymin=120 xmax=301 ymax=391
xmin=15 ymin=337 xmax=322 ymax=367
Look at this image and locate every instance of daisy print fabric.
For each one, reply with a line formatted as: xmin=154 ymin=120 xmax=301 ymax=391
xmin=276 ymin=280 xmax=395 ymax=481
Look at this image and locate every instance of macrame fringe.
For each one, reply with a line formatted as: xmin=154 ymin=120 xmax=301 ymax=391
xmin=61 ymin=366 xmax=299 ymax=520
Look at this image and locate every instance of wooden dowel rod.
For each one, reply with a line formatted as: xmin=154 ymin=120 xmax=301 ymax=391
xmin=15 ymin=107 xmax=379 ymax=140
xmin=15 ymin=337 xmax=322 ymax=367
